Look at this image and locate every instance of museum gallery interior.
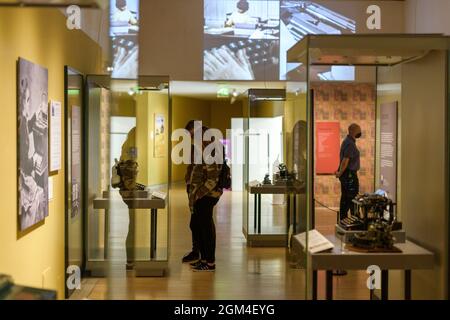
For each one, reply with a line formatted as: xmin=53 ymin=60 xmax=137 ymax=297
xmin=0 ymin=0 xmax=449 ymax=301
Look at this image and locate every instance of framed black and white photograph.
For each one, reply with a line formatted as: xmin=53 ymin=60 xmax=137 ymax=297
xmin=18 ymin=57 xmax=49 ymax=231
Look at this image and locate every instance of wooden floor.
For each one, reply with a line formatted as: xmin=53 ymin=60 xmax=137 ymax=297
xmin=71 ymin=185 xmax=370 ymax=300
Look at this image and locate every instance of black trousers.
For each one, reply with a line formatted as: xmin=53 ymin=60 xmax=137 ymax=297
xmin=339 ymin=170 xmax=359 ymax=221
xmin=191 ymin=196 xmax=219 ymax=263
xmin=189 ymin=214 xmax=200 ymax=255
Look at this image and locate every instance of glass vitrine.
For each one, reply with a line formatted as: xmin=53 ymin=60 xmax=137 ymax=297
xmin=85 ymin=75 xmax=171 ymax=284
xmin=64 ymin=67 xmax=85 ymax=299
xmin=287 ymin=34 xmax=449 ymax=300
xmin=242 ymin=88 xmax=310 ymax=245
xmin=241 ymin=86 xmax=311 ymax=299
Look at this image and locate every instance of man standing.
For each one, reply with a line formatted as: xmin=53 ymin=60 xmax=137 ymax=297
xmin=335 ymin=123 xmax=362 ymax=221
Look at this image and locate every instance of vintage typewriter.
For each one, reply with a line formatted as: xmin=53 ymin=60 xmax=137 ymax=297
xmin=31 ymin=109 xmax=48 ymax=177
xmin=339 ymin=215 xmax=365 ymax=231
xmin=346 ymin=193 xmax=402 ymax=250
xmin=339 ymin=192 xmax=401 ymax=231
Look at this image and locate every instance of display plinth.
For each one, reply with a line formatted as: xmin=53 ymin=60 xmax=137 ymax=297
xmin=87 ymin=192 xmax=168 ymax=277
xmin=335 ymin=224 xmax=406 ymax=244
xmin=291 ymin=234 xmax=434 ymax=300
xmin=245 ymin=183 xmax=306 ymax=247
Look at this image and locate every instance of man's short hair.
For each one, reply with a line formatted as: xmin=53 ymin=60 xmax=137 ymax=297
xmin=116 ymin=0 xmax=127 ymax=9
xmin=237 ymin=0 xmax=249 ymax=12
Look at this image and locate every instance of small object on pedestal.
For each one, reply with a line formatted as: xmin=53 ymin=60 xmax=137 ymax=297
xmin=263 ymin=174 xmax=272 ymax=185
xmin=278 ymin=163 xmax=287 ymax=179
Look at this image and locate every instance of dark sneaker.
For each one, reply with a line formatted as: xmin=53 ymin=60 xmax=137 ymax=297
xmin=126 ymin=262 xmax=135 ymax=270
xmin=182 ymin=251 xmax=200 ymax=263
xmin=190 ymin=260 xmax=202 ymax=268
xmin=192 ymin=263 xmax=215 ymax=272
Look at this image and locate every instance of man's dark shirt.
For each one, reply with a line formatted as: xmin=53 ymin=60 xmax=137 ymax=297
xmin=339 ymin=135 xmax=360 ymax=172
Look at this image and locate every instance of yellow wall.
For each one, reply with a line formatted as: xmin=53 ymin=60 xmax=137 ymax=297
xmin=210 ymin=100 xmax=243 ymax=136
xmin=111 ymin=93 xmax=136 ymax=117
xmin=253 ymin=100 xmax=285 ymax=118
xmin=136 ymin=92 xmax=170 ymax=186
xmin=171 ymin=96 xmax=212 ymax=182
xmin=134 ymin=93 xmax=244 ymax=184
xmin=0 ymin=8 xmax=102 ymax=298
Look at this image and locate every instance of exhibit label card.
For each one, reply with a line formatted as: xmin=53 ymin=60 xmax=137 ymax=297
xmin=71 ymin=106 xmax=82 ymax=218
xmin=49 ymin=101 xmax=62 ymax=172
xmin=295 ymin=229 xmax=334 ymax=254
xmin=152 ymin=190 xmax=167 ymax=200
xmin=379 ymin=102 xmax=398 ymax=202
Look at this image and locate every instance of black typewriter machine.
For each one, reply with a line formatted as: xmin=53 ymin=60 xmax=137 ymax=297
xmin=339 ymin=193 xmax=401 ymax=232
xmin=346 ymin=193 xmax=403 ymax=250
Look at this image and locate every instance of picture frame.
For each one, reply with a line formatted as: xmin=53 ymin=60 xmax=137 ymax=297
xmin=154 ymin=113 xmax=166 ymax=158
xmin=17 ymin=57 xmax=49 ymax=231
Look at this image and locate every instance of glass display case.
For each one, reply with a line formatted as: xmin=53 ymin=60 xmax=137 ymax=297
xmin=84 ymin=75 xmax=171 ymax=281
xmin=287 ymin=34 xmax=448 ymax=300
xmin=242 ymin=88 xmax=310 ymax=245
xmin=64 ymin=67 xmax=85 ymax=299
xmin=241 ymin=86 xmax=312 ymax=298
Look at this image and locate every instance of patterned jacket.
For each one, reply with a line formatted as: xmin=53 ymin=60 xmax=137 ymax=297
xmin=186 ymin=162 xmax=223 ymax=211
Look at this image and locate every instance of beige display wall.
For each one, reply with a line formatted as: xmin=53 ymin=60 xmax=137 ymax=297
xmin=0 ymin=8 xmax=102 ymax=298
xmin=400 ymin=50 xmax=448 ymax=299
xmin=405 ymin=0 xmax=450 ymax=35
xmin=375 ymin=50 xmax=448 ymax=300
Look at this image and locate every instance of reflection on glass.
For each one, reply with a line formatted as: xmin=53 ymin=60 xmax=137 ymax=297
xmin=65 ymin=67 xmax=84 ymax=299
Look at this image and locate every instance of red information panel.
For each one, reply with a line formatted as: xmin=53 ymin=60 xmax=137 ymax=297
xmin=316 ymin=122 xmax=341 ymax=174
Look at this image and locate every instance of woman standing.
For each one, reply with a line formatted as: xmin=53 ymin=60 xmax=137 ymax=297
xmin=187 ymin=126 xmax=223 ymax=272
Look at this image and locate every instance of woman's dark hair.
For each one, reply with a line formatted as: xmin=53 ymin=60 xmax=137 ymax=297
xmin=237 ymin=0 xmax=249 ymax=12
xmin=116 ymin=0 xmax=127 ymax=9
xmin=185 ymin=119 xmax=199 ymax=131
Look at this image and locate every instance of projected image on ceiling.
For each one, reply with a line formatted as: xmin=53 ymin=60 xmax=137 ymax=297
xmin=280 ymin=1 xmax=356 ymax=80
xmin=110 ymin=0 xmax=139 ymax=79
xmin=203 ymin=0 xmax=281 ymax=81
xmin=203 ymin=0 xmax=357 ymax=81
